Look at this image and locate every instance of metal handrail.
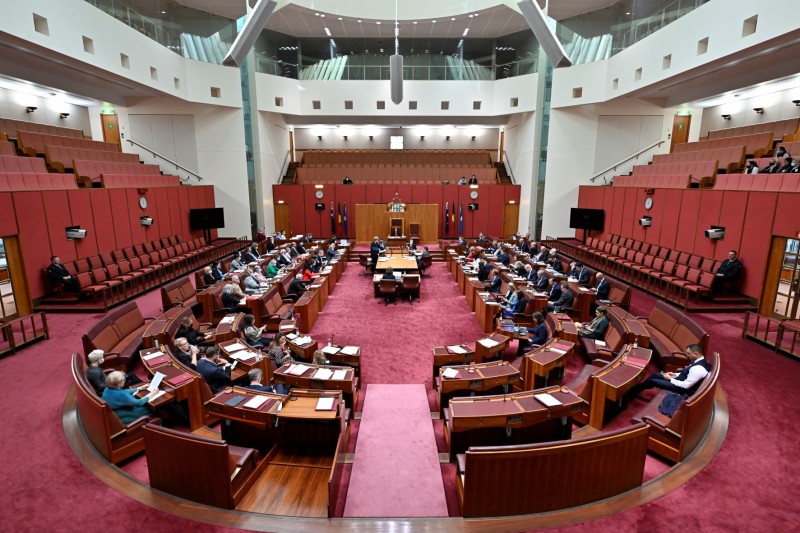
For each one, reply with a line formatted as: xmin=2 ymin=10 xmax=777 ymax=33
xmin=126 ymin=138 xmax=203 ymax=183
xmin=589 ymin=140 xmax=666 ymax=185
xmin=278 ymin=150 xmax=291 ymax=183
xmin=502 ymin=151 xmax=516 ymax=184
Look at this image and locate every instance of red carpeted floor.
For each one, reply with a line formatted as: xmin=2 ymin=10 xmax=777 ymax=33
xmin=1 ymin=261 xmax=799 ymax=532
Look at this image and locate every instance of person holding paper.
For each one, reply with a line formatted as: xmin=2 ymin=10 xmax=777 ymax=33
xmin=197 ymin=347 xmax=232 ymax=394
xmin=576 ymin=306 xmax=609 ymax=340
xmin=246 ymin=369 xmax=274 ymax=393
xmin=85 ymin=349 xmax=142 ymax=395
xmin=102 ymin=371 xmax=159 ymax=424
xmin=173 ymin=337 xmax=199 ymax=370
xmin=267 ymin=333 xmax=293 ymax=368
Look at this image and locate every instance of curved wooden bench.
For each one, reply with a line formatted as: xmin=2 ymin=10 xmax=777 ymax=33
xmin=160 ymin=276 xmax=199 ymax=311
xmin=456 ymin=422 xmax=649 ymax=517
xmin=631 ymin=351 xmax=720 ymax=462
xmin=639 ymin=300 xmax=708 ymax=371
xmin=81 ymin=301 xmax=151 ymax=371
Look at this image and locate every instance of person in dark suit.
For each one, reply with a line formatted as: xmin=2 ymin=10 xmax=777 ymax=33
xmin=534 ymin=270 xmax=549 ymax=290
xmin=497 ymin=246 xmax=511 ymax=266
xmin=577 ymin=262 xmax=592 ymax=286
xmin=476 ymin=233 xmax=489 ymax=244
xmin=47 ymin=256 xmax=79 ymax=292
xmin=296 ymin=242 xmax=307 ymax=255
xmin=547 ymin=278 xmax=562 ymax=302
xmin=370 ymin=236 xmax=381 ymax=273
xmin=416 ymin=246 xmax=431 ymax=270
xmin=713 ymin=250 xmax=743 ymax=293
xmin=175 ymin=316 xmax=211 ymax=346
xmin=246 ymin=369 xmax=274 ymax=393
xmin=629 ymin=344 xmax=710 ymax=397
xmin=529 ymin=312 xmax=548 ymax=346
xmin=476 ymin=260 xmax=490 ymax=282
xmin=173 ymin=337 xmax=199 ymax=370
xmin=196 ymin=347 xmax=232 ymax=394
xmin=523 ymin=264 xmax=536 ymax=282
xmin=342 ymin=176 xmax=353 ymax=184
xmin=548 ymin=254 xmax=563 ymax=272
xmin=287 ymin=274 xmax=307 ymax=300
xmin=519 ymin=239 xmax=530 ymax=254
xmin=265 ymin=237 xmax=276 ymax=252
xmin=547 ymin=280 xmax=573 ymax=313
xmin=243 ymin=243 xmax=259 ymax=263
xmin=210 ymin=261 xmax=224 ymax=280
xmin=85 ymin=349 xmax=142 ymax=395
xmin=577 ymin=306 xmax=610 ymax=340
xmin=221 ymin=277 xmax=246 ymax=311
xmin=382 ymin=266 xmax=397 ymax=281
xmin=762 ymin=159 xmax=779 ymax=173
xmin=202 ymin=266 xmax=215 ymax=286
xmin=778 ymin=157 xmax=794 ymax=173
xmin=468 ymin=174 xmax=478 ymax=185
xmin=534 ymin=247 xmax=549 ymax=263
xmin=487 ymin=271 xmax=502 ymax=293
xmin=594 ymin=272 xmax=611 ymax=301
xmin=567 ymin=262 xmax=580 ymax=279
xmin=407 ymin=239 xmax=417 ymax=252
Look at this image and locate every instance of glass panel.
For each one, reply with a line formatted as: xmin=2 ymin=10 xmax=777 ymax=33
xmin=0 ymin=238 xmax=16 ymax=319
xmin=774 ymin=239 xmax=800 ymax=319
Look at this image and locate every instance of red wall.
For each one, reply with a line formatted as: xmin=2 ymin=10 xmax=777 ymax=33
xmin=0 ymin=186 xmax=216 ymax=300
xmin=272 ymin=184 xmax=522 ymax=241
xmin=577 ymin=185 xmax=797 ymax=299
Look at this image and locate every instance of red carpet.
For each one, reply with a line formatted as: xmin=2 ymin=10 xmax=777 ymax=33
xmin=343 ymin=384 xmax=447 ymax=518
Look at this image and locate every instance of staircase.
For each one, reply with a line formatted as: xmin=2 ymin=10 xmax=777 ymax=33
xmin=281 ymin=162 xmax=299 ymax=184
xmin=495 ymin=161 xmax=512 ymax=184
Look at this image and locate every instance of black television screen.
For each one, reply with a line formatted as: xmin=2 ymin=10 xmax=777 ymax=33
xmin=189 ymin=208 xmax=225 ymax=230
xmin=569 ymin=208 xmax=605 ymax=231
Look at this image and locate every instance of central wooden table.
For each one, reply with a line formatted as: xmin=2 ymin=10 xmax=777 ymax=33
xmin=374 ymin=254 xmax=419 ymax=271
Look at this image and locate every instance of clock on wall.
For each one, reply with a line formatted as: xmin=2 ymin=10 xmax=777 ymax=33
xmin=644 ymin=197 xmax=653 ymax=210
xmin=315 ymin=190 xmax=324 ymax=199
xmin=470 ymin=190 xmax=479 ymax=199
xmin=139 ymin=196 xmax=148 ymax=209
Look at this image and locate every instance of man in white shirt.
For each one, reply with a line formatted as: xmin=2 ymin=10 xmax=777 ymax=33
xmin=629 ymin=344 xmax=711 ymax=397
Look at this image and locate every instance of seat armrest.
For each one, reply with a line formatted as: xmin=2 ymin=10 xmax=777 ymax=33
xmin=642 ymin=415 xmax=682 ymax=439
xmin=596 ymin=347 xmax=616 ymax=358
xmin=281 ymin=297 xmax=294 ymax=303
xmin=123 ymin=414 xmax=160 ymax=432
xmin=594 ymin=357 xmax=613 ymax=366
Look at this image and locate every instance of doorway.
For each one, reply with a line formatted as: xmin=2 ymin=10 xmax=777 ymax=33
xmin=766 ymin=237 xmax=800 ymax=319
xmin=503 ymin=203 xmax=520 ymax=241
xmin=0 ymin=237 xmax=31 ymax=319
xmin=274 ymin=204 xmax=290 ymax=235
xmin=101 ymin=113 xmax=121 ymax=149
xmin=670 ymin=114 xmax=691 ymax=152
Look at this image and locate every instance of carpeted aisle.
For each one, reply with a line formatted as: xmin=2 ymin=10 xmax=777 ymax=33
xmin=343 ymin=384 xmax=448 ymax=518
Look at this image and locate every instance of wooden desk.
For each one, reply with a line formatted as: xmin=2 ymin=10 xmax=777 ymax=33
xmin=285 ymin=334 xmax=319 ymax=361
xmin=520 ymin=339 xmax=575 ymax=390
xmin=432 ymin=344 xmax=475 ymax=379
xmin=549 ymin=312 xmax=579 ymax=343
xmin=294 ymin=291 xmax=318 ymax=334
xmin=321 ymin=344 xmax=361 ymax=370
xmin=475 ymin=292 xmax=502 ymax=333
xmin=474 ymin=333 xmax=510 ymax=362
xmin=583 ymin=345 xmax=653 ymax=429
xmin=273 ymin=362 xmax=359 ymax=407
xmin=444 ymin=386 xmax=582 ymax=459
xmin=374 ymin=254 xmax=419 ymax=271
xmin=217 ymin=339 xmax=271 ymax=380
xmin=435 ymin=360 xmax=520 ymax=412
xmin=139 ymin=347 xmax=205 ymax=431
xmin=278 ymin=389 xmax=344 ymax=424
xmin=206 ymin=386 xmax=283 ymax=430
xmin=466 ymin=278 xmax=483 ymax=311
xmin=213 ymin=313 xmax=244 ymax=343
xmin=372 ymin=273 xmax=421 ymax=297
xmin=308 ymin=275 xmax=329 ymax=310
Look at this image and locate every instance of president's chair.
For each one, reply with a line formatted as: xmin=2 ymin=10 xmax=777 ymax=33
xmin=142 ymin=423 xmax=261 ymax=509
xmin=378 ymin=279 xmax=397 ymax=305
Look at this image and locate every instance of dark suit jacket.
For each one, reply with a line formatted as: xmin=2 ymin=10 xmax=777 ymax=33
xmin=595 ymin=279 xmax=611 ymax=300
xmin=247 ymin=383 xmax=274 ymax=393
xmin=580 ymin=316 xmax=609 ymax=340
xmin=47 ymin=263 xmax=70 ymax=285
xmin=381 ymin=272 xmax=397 ymax=281
xmin=530 ymin=323 xmax=548 ymax=346
xmin=548 ymin=284 xmax=562 ymax=302
xmin=553 ymin=289 xmax=574 ymax=311
xmin=578 ymin=268 xmax=592 ymax=286
xmin=288 ymin=279 xmax=307 ymax=297
xmin=243 ymin=251 xmax=259 ymax=263
xmin=488 ymin=276 xmax=502 ymax=293
xmin=535 ymin=276 xmax=549 ymax=290
xmin=498 ymin=253 xmax=510 ymax=266
xmin=197 ymin=358 xmax=231 ymax=394
xmin=717 ymin=259 xmax=742 ymax=280
xmin=211 ymin=267 xmax=224 ymax=280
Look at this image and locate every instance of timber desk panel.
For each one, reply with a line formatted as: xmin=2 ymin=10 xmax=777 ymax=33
xmin=457 ymin=422 xmax=650 ymax=517
xmin=355 ymin=204 xmax=438 ymax=243
xmin=436 ymin=359 xmax=519 ymax=412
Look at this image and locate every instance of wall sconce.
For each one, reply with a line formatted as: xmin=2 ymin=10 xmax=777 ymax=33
xmin=26 ymin=106 xmax=37 ymax=113
xmin=793 ymin=100 xmax=800 ymax=106
xmin=753 ymin=107 xmax=764 ymax=114
xmin=471 ymin=135 xmax=476 ymax=141
xmin=369 ymin=135 xmax=373 ymax=141
xmin=445 ymin=135 xmax=451 ymax=141
xmin=721 ymin=114 xmax=731 ymax=120
xmin=317 ymin=135 xmax=323 ymax=141
xmin=420 ymin=135 xmax=425 ymax=140
xmin=343 ymin=135 xmax=348 ymax=140
xmin=59 ymin=112 xmax=70 ymax=119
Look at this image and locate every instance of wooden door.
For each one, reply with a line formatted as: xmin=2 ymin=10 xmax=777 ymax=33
xmin=2 ymin=236 xmax=31 ymax=317
xmin=503 ymin=203 xmax=520 ymax=241
xmin=274 ymin=204 xmax=290 ymax=235
xmin=670 ymin=114 xmax=691 ymax=152
xmin=101 ymin=113 xmax=121 ymax=148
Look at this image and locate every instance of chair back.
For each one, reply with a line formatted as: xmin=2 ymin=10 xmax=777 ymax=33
xmin=379 ymin=279 xmax=397 ymax=296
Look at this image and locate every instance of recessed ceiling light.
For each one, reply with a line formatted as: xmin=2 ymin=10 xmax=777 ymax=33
xmin=376 ymin=21 xmax=381 ymax=24
xmin=432 ymin=20 xmax=436 ymax=23
xmin=161 ymin=10 xmax=166 ymax=14
xmin=314 ymin=12 xmax=320 ymax=16
xmin=413 ymin=21 xmax=417 ymax=24
xmin=451 ymin=17 xmax=456 ymax=21
xmin=469 ymin=14 xmax=474 ymax=18
xmin=338 ymin=17 xmax=342 ymax=20
xmin=626 ymin=11 xmax=631 ymax=15
xmin=357 ymin=19 xmax=362 ymax=23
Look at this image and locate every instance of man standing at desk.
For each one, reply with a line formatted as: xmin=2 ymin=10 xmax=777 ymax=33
xmin=370 ymin=236 xmax=381 ymax=273
xmin=197 ymin=346 xmax=232 ymax=394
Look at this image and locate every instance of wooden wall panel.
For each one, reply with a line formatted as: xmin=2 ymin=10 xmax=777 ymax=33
xmin=89 ymin=189 xmax=116 ymax=254
xmin=0 ymin=193 xmax=18 ymax=236
xmin=740 ymin=192 xmax=778 ymax=298
xmin=154 ymin=187 xmax=171 ymax=239
xmin=109 ymin=189 xmax=133 ymax=249
xmin=630 ymin=188 xmax=648 ymax=243
xmin=41 ymin=191 xmax=76 ymax=263
xmin=354 ymin=204 xmax=438 ymax=243
xmin=166 ymin=187 xmax=181 ymax=237
xmin=365 ymin=185 xmax=382 ymax=204
xmin=304 ymin=185 xmax=323 ymax=237
xmin=772 ymin=193 xmax=800 ymax=238
xmin=642 ymin=190 xmax=666 ymax=245
xmin=426 ymin=185 xmax=445 ymax=237
xmin=717 ymin=191 xmax=748 ymax=261
xmin=674 ymin=191 xmax=701 ymax=253
xmin=67 ymin=190 xmax=98 ymax=258
xmin=619 ymin=188 xmax=639 ymax=238
xmin=14 ymin=192 xmax=50 ymax=299
xmin=177 ymin=188 xmax=191 ymax=239
xmin=395 ymin=184 xmax=412 ymax=205
xmin=487 ymin=187 xmax=507 ymax=238
xmin=609 ymin=188 xmax=625 ymax=235
xmin=411 ymin=185 xmax=427 ymax=204
xmin=658 ymin=189 xmax=683 ymax=251
xmin=128 ymin=189 xmax=147 ymax=244
xmin=693 ymin=190 xmax=724 ymax=259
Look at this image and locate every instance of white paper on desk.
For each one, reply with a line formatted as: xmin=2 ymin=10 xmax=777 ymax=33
xmin=442 ymin=368 xmax=460 ymax=379
xmin=226 ymin=342 xmax=247 ymax=353
xmin=280 ymin=323 xmax=295 ymax=330
xmin=340 ymin=346 xmax=359 ymax=356
xmin=238 ymin=297 xmax=247 ymax=305
xmin=532 ymin=291 xmax=547 ymax=297
xmin=448 ymin=249 xmax=456 ymax=253
xmin=549 ymin=347 xmax=567 ymax=355
xmin=331 ymin=370 xmax=348 ymax=380
xmin=477 ymin=338 xmax=499 ymax=348
xmin=316 ymin=397 xmax=335 ymax=410
xmin=142 ymin=350 xmax=165 ymax=361
xmin=148 ymin=372 xmax=166 ymax=392
xmin=148 ymin=390 xmax=167 ymax=403
xmin=242 ymin=395 xmax=268 ymax=409
xmin=594 ymin=339 xmax=607 ymax=346
xmin=534 ymin=393 xmax=563 ymax=407
xmin=295 ymin=336 xmax=313 ymax=346
xmin=323 ymin=267 xmax=333 ymax=274
xmin=314 ymin=368 xmax=334 ymax=380
xmin=478 ymin=292 xmax=490 ymax=297
xmin=447 ymin=345 xmax=467 ymax=354
xmin=579 ymin=287 xmax=590 ymax=292
xmin=322 ymin=345 xmax=341 ymax=355
xmin=285 ymin=333 xmax=298 ymax=340
xmin=219 ymin=316 xmax=235 ymax=325
xmin=378 ymin=257 xmax=389 ymax=262
xmin=288 ymin=363 xmax=310 ymax=376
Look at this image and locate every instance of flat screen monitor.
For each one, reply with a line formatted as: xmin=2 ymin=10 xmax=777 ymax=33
xmin=189 ymin=208 xmax=225 ymax=230
xmin=569 ymin=208 xmax=604 ymax=231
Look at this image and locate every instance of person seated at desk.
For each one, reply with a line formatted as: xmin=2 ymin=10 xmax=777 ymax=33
xmin=593 ymin=272 xmax=611 ymax=301
xmin=287 ymin=274 xmax=307 ymax=301
xmin=487 ymin=270 xmax=502 ymax=293
xmin=342 ymin=176 xmax=353 ymax=184
xmin=197 ymin=346 xmax=232 ymax=395
xmin=242 ymin=267 xmax=263 ymax=294
xmin=250 ymin=264 xmax=268 ymax=284
xmin=744 ymin=160 xmax=760 ymax=174
xmin=512 ymin=261 xmax=526 ymax=277
xmin=574 ymin=262 xmax=591 ymax=285
xmin=265 ymin=236 xmax=276 ymax=252
xmin=529 ymin=312 xmax=548 ymax=346
xmin=267 ymin=333 xmax=293 ymax=368
xmin=477 ymin=232 xmax=489 ymax=244
xmin=762 ymin=158 xmax=780 ymax=173
xmin=465 ymin=246 xmax=479 ymax=261
xmin=713 ymin=250 xmax=743 ymax=294
xmin=326 ymin=246 xmax=340 ymax=261
xmin=46 ymin=255 xmax=79 ymax=293
xmin=312 ymin=350 xmax=329 ymax=366
xmin=497 ymin=246 xmax=511 ymax=266
xmin=502 ymin=289 xmax=526 ymax=319
xmin=546 ymin=279 xmax=574 ymax=314
xmin=301 ymin=259 xmax=317 ymax=282
xmin=457 ymin=176 xmax=467 ymax=185
xmin=243 ymin=243 xmax=260 ymax=263
xmin=522 ymin=263 xmax=536 ymax=282
xmin=265 ymin=259 xmax=279 ymax=278
xmin=176 ymin=316 xmax=211 ymax=346
xmin=499 ymin=282 xmax=517 ymax=305
xmin=533 ymin=247 xmax=549 ymax=263
xmin=210 ymin=260 xmax=224 ymax=281
xmin=303 ymin=233 xmax=313 ymax=243
xmin=86 ymin=349 xmax=142 ymax=395
xmin=468 ymin=174 xmax=478 ymax=185
xmin=457 ymin=236 xmax=468 ymax=247
xmin=628 ymin=344 xmax=710 ymax=397
xmin=102 ymin=371 xmax=160 ymax=424
xmin=382 ymin=266 xmax=398 ymax=281
xmin=534 ymin=269 xmax=549 ymax=290
xmin=221 ymin=277 xmax=246 ymax=312
xmin=487 ymin=240 xmax=499 ymax=254
xmin=519 ymin=238 xmax=530 ymax=254
xmin=476 ymin=260 xmax=490 ymax=282
xmin=576 ymin=306 xmax=610 ymax=340
xmin=296 ymin=242 xmax=307 ymax=255
xmin=407 ymin=239 xmax=417 ymax=252
xmin=529 ymin=241 xmax=540 ymax=256
xmin=314 ymin=249 xmax=327 ymax=269
xmin=417 ymin=246 xmax=431 ymax=270
xmin=202 ymin=266 xmax=215 ymax=286
xmin=276 ymin=248 xmax=292 ymax=266
xmin=246 ymin=368 xmax=274 ymax=393
xmin=230 ymin=252 xmax=245 ymax=271
xmin=173 ymin=337 xmax=200 ymax=370
xmin=243 ymin=314 xmax=268 ymax=348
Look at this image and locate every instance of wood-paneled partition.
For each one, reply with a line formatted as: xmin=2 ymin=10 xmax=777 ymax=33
xmin=354 ymin=204 xmax=438 ymax=243
xmin=576 ymin=185 xmax=800 ymax=300
xmin=0 ymin=185 xmax=216 ymax=300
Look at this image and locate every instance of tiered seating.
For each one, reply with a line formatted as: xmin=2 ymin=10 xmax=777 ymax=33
xmin=303 ymin=149 xmax=491 ymax=166
xmin=45 ymin=145 xmax=140 ymax=173
xmin=673 ymin=131 xmax=773 ymax=158
xmin=0 ymin=117 xmax=85 ymax=140
xmin=0 ymin=172 xmax=78 ymax=191
xmin=707 ymin=118 xmax=798 ymax=142
xmin=631 ymin=160 xmax=718 ymax=187
xmin=639 ymin=300 xmax=709 ymax=370
xmin=612 ymin=174 xmax=693 ymax=188
xmin=0 ymin=140 xmax=15 ymax=156
xmin=17 ymin=130 xmax=118 ymax=157
xmin=652 ymin=145 xmax=745 ymax=174
xmin=714 ymin=173 xmax=800 ymax=192
xmin=101 ymin=173 xmax=182 ymax=188
xmin=0 ymin=154 xmax=47 ymax=173
xmin=779 ymin=140 xmax=800 ymax=154
xmin=571 ymin=235 xmax=724 ymax=309
xmin=74 ymin=160 xmax=160 ymax=186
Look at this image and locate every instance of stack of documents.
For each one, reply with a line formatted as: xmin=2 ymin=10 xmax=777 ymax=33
xmin=534 ymin=393 xmax=563 ymax=407
xmin=287 ymin=363 xmax=310 ymax=375
xmin=477 ymin=338 xmax=499 ymax=348
xmin=340 ymin=346 xmax=359 ymax=356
